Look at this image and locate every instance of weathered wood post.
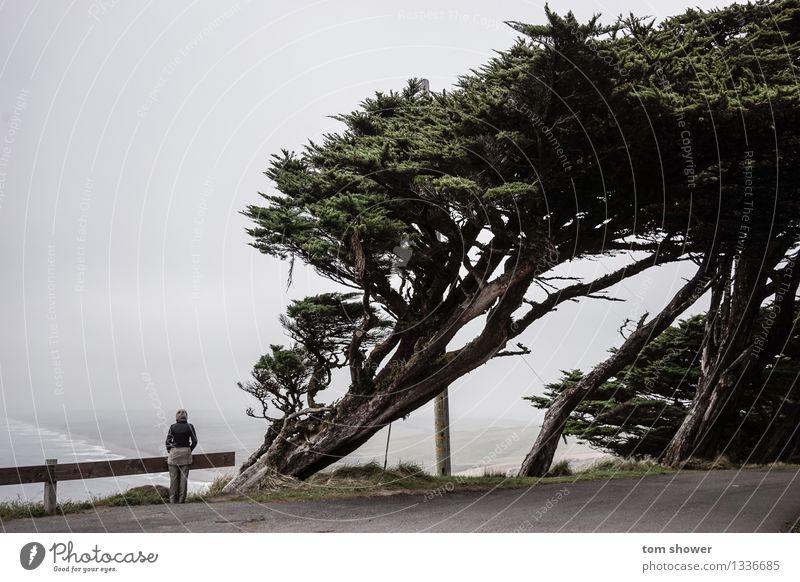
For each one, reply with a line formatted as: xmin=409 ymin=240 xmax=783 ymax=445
xmin=434 ymin=389 xmax=452 ymax=476
xmin=421 ymin=76 xmax=452 ymax=477
xmin=44 ymin=459 xmax=57 ymax=515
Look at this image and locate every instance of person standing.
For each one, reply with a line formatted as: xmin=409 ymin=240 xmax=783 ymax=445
xmin=165 ymin=409 xmax=198 ymax=503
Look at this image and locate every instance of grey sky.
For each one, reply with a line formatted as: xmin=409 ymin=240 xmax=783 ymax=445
xmin=0 ymin=0 xmax=724 ymax=432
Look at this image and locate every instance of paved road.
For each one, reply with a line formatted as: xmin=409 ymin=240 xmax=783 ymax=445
xmin=3 ymin=469 xmax=799 ymax=533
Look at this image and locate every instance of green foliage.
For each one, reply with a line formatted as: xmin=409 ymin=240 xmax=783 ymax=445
xmin=281 ymin=292 xmax=390 ymax=361
xmin=239 ymin=344 xmax=312 ymax=419
xmin=239 ymin=293 xmax=391 ymax=420
xmin=246 ymin=0 xmax=800 ymax=330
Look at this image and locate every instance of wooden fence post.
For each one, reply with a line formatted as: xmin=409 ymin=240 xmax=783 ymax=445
xmin=44 ymin=459 xmax=57 ymax=515
xmin=434 ymin=389 xmax=452 ymax=476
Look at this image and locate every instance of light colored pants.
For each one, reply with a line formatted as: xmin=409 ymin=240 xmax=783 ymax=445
xmin=169 ymin=464 xmax=189 ymax=503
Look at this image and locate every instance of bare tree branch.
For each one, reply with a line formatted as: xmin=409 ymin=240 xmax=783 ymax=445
xmin=496 ymin=342 xmax=532 ymax=357
xmin=511 ymin=248 xmax=683 ymax=340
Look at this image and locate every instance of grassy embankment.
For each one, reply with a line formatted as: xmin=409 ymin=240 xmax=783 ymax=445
xmin=1 ymin=458 xmax=797 ymax=523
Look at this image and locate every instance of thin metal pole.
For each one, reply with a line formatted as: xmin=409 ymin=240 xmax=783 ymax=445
xmin=383 ymin=423 xmax=392 ymax=472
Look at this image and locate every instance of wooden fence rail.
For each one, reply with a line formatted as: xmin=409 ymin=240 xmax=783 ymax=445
xmin=0 ymin=452 xmax=235 ymax=514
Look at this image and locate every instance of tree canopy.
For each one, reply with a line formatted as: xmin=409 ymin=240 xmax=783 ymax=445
xmin=228 ymin=0 xmax=800 ymax=490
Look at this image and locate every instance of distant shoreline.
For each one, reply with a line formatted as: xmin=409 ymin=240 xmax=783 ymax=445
xmin=1 ymin=414 xmax=608 ymax=502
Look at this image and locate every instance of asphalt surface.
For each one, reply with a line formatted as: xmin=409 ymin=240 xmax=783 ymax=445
xmin=3 ymin=469 xmax=799 ymax=533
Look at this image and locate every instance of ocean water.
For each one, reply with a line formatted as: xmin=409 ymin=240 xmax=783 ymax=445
xmin=2 ymin=420 xmax=170 ymax=503
xmin=0 ymin=419 xmax=263 ymax=502
xmin=0 ymin=412 xmax=605 ymax=503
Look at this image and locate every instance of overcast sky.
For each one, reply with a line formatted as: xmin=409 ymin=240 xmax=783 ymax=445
xmin=0 ymin=0 xmax=727 ymax=432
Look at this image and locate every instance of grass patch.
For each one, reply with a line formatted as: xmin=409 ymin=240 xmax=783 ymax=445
xmin=0 ymin=498 xmax=100 ymax=522
xmin=574 ymin=457 xmax=672 ymax=480
xmin=394 ymin=461 xmax=429 ymax=477
xmin=679 ymin=456 xmax=735 ymax=470
xmin=100 ymin=485 xmax=169 ymax=507
xmin=547 ymin=460 xmax=573 ymax=477
xmin=203 ymin=473 xmax=234 ymax=497
xmin=190 ymin=473 xmax=235 ymax=501
xmin=1 ymin=500 xmax=52 ymax=521
xmin=0 ymin=484 xmax=174 ymax=522
xmin=1 ymin=479 xmax=218 ymax=523
xmin=236 ymin=458 xmax=677 ymax=504
xmin=327 ymin=461 xmax=385 ymax=480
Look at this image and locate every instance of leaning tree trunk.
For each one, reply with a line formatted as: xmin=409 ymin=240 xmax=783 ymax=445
xmin=224 ymin=325 xmax=512 ymax=491
xmin=708 ymin=251 xmax=800 ymax=462
xmin=518 ymin=260 xmax=716 ymax=477
xmin=662 ymin=248 xmax=775 ymax=467
xmin=239 ymin=419 xmax=283 ymax=473
xmin=223 ymin=249 xmax=547 ymax=493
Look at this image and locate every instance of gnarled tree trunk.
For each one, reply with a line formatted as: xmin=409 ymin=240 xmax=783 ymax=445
xmin=662 ymin=246 xmax=785 ymax=467
xmin=225 ymin=309 xmax=515 ymax=491
xmin=742 ymin=252 xmax=800 ymax=464
xmin=224 ymin=248 xmax=545 ymax=492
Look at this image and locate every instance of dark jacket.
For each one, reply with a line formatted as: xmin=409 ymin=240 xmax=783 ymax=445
xmin=166 ymin=421 xmax=198 ymax=451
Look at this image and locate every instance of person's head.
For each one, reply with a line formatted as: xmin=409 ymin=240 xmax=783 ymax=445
xmin=175 ymin=409 xmax=188 ymax=422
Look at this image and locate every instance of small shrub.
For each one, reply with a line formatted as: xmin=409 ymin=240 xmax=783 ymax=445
xmin=329 ymin=461 xmax=384 ymax=480
xmin=587 ymin=459 xmax=618 ymax=472
xmin=547 ymin=460 xmax=573 ymax=477
xmin=204 ymin=474 xmax=234 ymax=497
xmin=393 ymin=461 xmax=428 ymax=478
xmin=482 ymin=467 xmax=509 ymax=477
xmin=100 ymin=486 xmax=167 ymax=507
xmin=582 ymin=457 xmax=661 ymax=474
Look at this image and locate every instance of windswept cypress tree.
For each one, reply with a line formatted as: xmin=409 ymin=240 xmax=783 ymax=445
xmin=225 ymin=1 xmax=799 ymax=490
xmin=226 ymin=28 xmax=673 ymax=492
